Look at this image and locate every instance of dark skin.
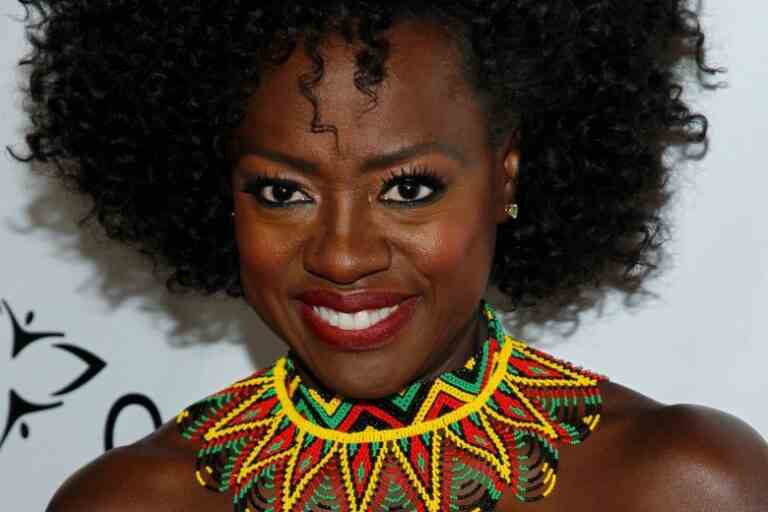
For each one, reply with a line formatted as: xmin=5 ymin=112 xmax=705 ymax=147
xmin=229 ymin=21 xmax=510 ymax=401
xmin=47 ymin=20 xmax=768 ymax=512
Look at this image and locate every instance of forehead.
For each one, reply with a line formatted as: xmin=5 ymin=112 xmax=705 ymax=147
xmin=235 ymin=20 xmax=488 ymax=161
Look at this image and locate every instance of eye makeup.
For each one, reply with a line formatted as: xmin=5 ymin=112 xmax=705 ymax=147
xmin=379 ymin=165 xmax=447 ymax=206
xmin=240 ymin=165 xmax=448 ymax=208
xmin=240 ymin=171 xmax=312 ymax=208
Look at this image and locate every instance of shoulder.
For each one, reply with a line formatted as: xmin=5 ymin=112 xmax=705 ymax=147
xmin=585 ymin=381 xmax=768 ymax=511
xmin=520 ymin=380 xmax=768 ymax=512
xmin=46 ymin=420 xmax=229 ymax=512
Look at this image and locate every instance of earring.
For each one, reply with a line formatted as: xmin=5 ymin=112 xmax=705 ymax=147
xmin=505 ymin=203 xmax=519 ymax=220
xmin=231 ymin=211 xmax=235 ymax=218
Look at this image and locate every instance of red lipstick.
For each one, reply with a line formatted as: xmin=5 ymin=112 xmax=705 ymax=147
xmin=298 ymin=290 xmax=412 ymax=313
xmin=297 ymin=290 xmax=419 ymax=351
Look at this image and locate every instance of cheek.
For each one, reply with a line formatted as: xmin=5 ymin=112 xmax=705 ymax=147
xmin=235 ymin=217 xmax=301 ymax=302
xmin=404 ymin=207 xmax=496 ymax=290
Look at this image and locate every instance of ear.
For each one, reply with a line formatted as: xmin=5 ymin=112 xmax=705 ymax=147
xmin=502 ymin=149 xmax=519 ymax=202
xmin=494 ymin=133 xmax=520 ymax=223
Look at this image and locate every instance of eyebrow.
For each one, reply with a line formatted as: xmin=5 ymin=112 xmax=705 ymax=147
xmin=239 ymin=141 xmax=467 ymax=173
xmin=361 ymin=141 xmax=467 ymax=170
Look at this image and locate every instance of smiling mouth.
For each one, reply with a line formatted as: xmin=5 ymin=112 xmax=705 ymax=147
xmin=309 ymin=304 xmax=400 ymax=330
xmin=299 ymin=297 xmax=419 ymax=351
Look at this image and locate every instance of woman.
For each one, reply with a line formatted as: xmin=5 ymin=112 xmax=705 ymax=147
xmin=14 ymin=1 xmax=767 ymax=511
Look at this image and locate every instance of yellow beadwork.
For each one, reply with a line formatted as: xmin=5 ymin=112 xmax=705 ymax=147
xmin=176 ymin=409 xmax=189 ymax=423
xmin=543 ymin=470 xmax=557 ymax=497
xmin=339 ymin=441 xmax=391 ymax=512
xmin=390 ymin=438 xmax=443 ymax=512
xmin=203 ymin=386 xmax=272 ymax=443
xmin=272 ymin=341 xmax=511 ymax=444
xmin=178 ymin=303 xmax=606 ymax=512
xmin=283 ymin=433 xmax=339 ymax=509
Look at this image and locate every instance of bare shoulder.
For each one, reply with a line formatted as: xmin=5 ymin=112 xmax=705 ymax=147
xmin=617 ymin=388 xmax=768 ymax=511
xmin=568 ymin=381 xmax=768 ymax=511
xmin=46 ymin=420 xmax=229 ymax=512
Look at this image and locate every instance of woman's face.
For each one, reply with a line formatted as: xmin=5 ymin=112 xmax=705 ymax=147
xmin=230 ymin=20 xmax=517 ymax=399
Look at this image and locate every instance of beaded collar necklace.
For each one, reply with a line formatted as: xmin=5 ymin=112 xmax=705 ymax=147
xmin=177 ymin=302 xmax=605 ymax=512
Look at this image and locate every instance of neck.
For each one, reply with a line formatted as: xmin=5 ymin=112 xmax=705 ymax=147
xmin=418 ymin=302 xmax=488 ymax=382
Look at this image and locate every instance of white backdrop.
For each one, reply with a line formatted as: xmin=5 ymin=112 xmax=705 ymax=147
xmin=1 ymin=2 xmax=766 ymax=510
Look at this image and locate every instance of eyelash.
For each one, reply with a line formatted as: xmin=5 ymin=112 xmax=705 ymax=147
xmin=379 ymin=165 xmax=445 ymax=205
xmin=240 ymin=173 xmax=308 ymax=208
xmin=240 ymin=165 xmax=447 ymax=208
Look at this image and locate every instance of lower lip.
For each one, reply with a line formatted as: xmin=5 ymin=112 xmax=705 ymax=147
xmin=299 ymin=297 xmax=419 ymax=352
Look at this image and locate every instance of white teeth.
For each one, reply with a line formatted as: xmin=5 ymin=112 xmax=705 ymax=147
xmin=339 ymin=310 xmax=355 ymax=330
xmin=330 ymin=309 xmax=340 ymax=328
xmin=311 ymin=305 xmax=399 ymax=331
xmin=352 ymin=311 xmax=367 ymax=330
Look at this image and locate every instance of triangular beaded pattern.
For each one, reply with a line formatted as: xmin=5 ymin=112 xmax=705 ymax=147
xmin=177 ymin=303 xmax=606 ymax=512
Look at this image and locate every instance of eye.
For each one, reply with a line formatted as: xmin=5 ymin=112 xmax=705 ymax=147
xmin=379 ymin=166 xmax=446 ymax=205
xmin=241 ymin=173 xmax=312 ymax=207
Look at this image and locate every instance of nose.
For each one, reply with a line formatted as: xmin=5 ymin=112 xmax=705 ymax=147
xmin=303 ymin=193 xmax=391 ymax=285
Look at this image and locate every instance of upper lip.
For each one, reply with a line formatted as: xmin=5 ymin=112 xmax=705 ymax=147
xmin=298 ymin=290 xmax=415 ymax=313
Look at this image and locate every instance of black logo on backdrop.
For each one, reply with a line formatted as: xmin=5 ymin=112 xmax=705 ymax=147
xmin=1 ymin=299 xmax=164 ymax=453
xmin=104 ymin=394 xmax=162 ymax=451
xmin=0 ymin=299 xmax=107 ymax=450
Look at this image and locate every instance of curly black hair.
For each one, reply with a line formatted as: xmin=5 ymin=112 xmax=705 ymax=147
xmin=11 ymin=0 xmax=718 ymax=310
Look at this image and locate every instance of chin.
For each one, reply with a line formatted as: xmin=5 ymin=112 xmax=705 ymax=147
xmin=315 ymin=357 xmax=417 ymax=400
